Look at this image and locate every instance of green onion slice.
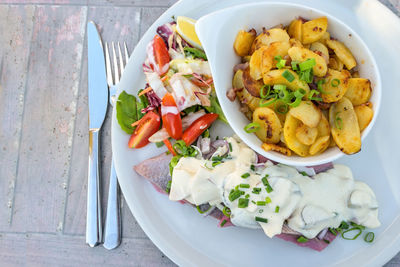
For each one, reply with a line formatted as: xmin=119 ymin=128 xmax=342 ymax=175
xmin=256 ymin=201 xmax=266 ymax=206
xmin=276 ymin=59 xmax=286 ymax=69
xmin=228 ymin=189 xmax=242 ymax=202
xmin=331 ymin=78 xmax=340 ymax=87
xmin=299 ymin=58 xmax=316 ymax=71
xmin=255 ymin=216 xmax=268 ymax=223
xmin=259 ymin=94 xmax=278 ymax=107
xmin=238 ymin=198 xmax=249 ymax=208
xmin=244 ymin=122 xmax=260 ymax=133
xmin=275 ymin=206 xmax=280 ymax=213
xmin=291 ymin=61 xmax=299 ymax=71
xmin=364 ymin=232 xmax=374 ymax=243
xmin=196 ymin=205 xmax=212 ymax=214
xmin=297 ymin=236 xmax=309 ymax=243
xmin=265 ymin=196 xmax=272 ymax=203
xmin=275 ymin=103 xmax=289 ymax=114
xmin=282 ymin=69 xmax=295 ymax=82
xmin=260 ymin=84 xmax=271 ymax=99
xmin=252 ymin=187 xmax=261 ymax=194
xmin=239 ymin=183 xmax=250 ymax=188
xmin=342 ymin=227 xmax=362 ymax=240
xmin=308 ymin=89 xmax=323 ymax=101
xmin=222 ymin=206 xmax=231 ymax=217
xmin=335 ymin=112 xmax=343 ymax=130
xmin=273 ymin=84 xmax=287 ymax=91
xmin=220 ymin=219 xmax=227 ymax=227
xmin=241 ymin=173 xmax=250 ymax=178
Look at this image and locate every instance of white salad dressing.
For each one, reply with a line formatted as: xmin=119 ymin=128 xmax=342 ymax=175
xmin=169 ymin=136 xmax=380 ymax=239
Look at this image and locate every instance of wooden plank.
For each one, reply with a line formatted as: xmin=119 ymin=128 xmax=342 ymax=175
xmin=0 ymin=0 xmax=87 ymax=5
xmin=0 ymin=5 xmax=35 ymax=231
xmin=87 ymin=0 xmax=177 ymax=7
xmin=0 ymin=233 xmax=175 ymax=266
xmin=10 ymin=6 xmax=87 ymax=233
xmin=139 ymin=7 xmax=169 ymax=38
xmin=63 ymin=6 xmax=143 ymax=237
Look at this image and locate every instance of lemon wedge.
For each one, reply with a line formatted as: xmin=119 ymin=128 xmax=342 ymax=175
xmin=176 ymin=16 xmax=203 ymax=49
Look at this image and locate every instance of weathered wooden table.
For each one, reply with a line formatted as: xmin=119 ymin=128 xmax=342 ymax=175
xmin=0 ymin=0 xmax=399 ymax=265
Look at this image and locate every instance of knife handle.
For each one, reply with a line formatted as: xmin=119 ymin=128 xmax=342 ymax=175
xmin=86 ymin=130 xmax=102 ymax=247
xmin=103 ymin=159 xmax=121 ymax=250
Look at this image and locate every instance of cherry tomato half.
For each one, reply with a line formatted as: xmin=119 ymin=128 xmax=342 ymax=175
xmin=128 ymin=111 xmax=160 ymax=149
xmin=153 ymin=35 xmax=170 ymax=75
xmin=161 ymin=93 xmax=182 ymax=140
xmin=182 ymin=113 xmax=219 ymax=145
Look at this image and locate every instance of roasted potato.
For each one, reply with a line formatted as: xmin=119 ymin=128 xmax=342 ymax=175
xmin=326 ymin=39 xmax=357 ymax=70
xmin=253 ymin=107 xmax=282 ymax=144
xmin=284 ymin=114 xmax=309 ymax=156
xmin=288 ymin=46 xmax=327 ymax=77
xmin=262 ymin=143 xmax=292 ymax=156
xmin=354 ymin=104 xmax=374 ymax=131
xmin=288 ymin=19 xmax=302 ymax=41
xmin=243 ymin=67 xmax=264 ymax=97
xmin=310 ymin=42 xmax=329 ymax=64
xmin=309 ymin=136 xmax=330 ymax=155
xmin=318 ymin=31 xmax=330 ymax=45
xmin=263 ymin=69 xmax=310 ymax=94
xmin=296 ymin=123 xmax=318 ymax=145
xmin=251 ymin=28 xmax=290 ymax=52
xmin=329 ymin=97 xmax=361 ymax=154
xmin=289 ymin=38 xmax=303 ymax=48
xmin=302 ymin=17 xmax=328 ymax=44
xmin=344 ymin=78 xmax=371 ymax=106
xmin=234 ymin=29 xmax=257 ymax=56
xmin=328 ymin=55 xmax=344 ymax=71
xmin=289 ymin=101 xmax=321 ymax=128
xmin=316 ymin=113 xmax=330 ymax=137
xmin=320 ymin=69 xmax=351 ymax=103
xmin=261 ymin=41 xmax=291 ymax=75
xmin=233 ymin=70 xmax=260 ymax=111
xmin=351 ymin=71 xmax=360 ymax=78
xmin=249 ymin=46 xmax=268 ymax=80
xmin=232 ymin=69 xmax=245 ymax=89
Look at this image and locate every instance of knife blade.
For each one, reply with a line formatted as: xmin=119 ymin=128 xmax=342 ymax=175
xmin=86 ymin=21 xmax=108 ymax=247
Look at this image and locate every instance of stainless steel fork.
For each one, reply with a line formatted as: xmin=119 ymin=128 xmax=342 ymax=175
xmin=103 ymin=41 xmax=129 ymax=250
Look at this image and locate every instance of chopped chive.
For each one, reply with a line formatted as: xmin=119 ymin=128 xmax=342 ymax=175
xmin=155 ymin=141 xmax=164 ymax=148
xmin=262 ymin=176 xmax=273 ymax=193
xmin=212 ymin=161 xmax=221 ymax=167
xmin=297 ymin=236 xmax=309 ymax=243
xmin=222 ymin=206 xmax=231 ymax=217
xmin=220 ymin=219 xmax=227 ymax=227
xmin=165 ymin=180 xmax=172 ymax=193
xmin=238 ymin=198 xmax=249 ymax=208
xmin=300 ymin=171 xmax=308 ymax=176
xmin=323 ymin=239 xmax=330 ymax=244
xmin=211 ymin=156 xmax=223 ymax=161
xmin=257 ymin=201 xmax=266 ymax=206
xmin=282 ymin=69 xmax=295 ymax=82
xmin=252 ymin=187 xmax=261 ymax=194
xmin=251 ymin=200 xmax=256 ymax=204
xmin=331 ymin=78 xmax=340 ymax=87
xmin=229 ymin=142 xmax=232 ymax=152
xmin=196 ymin=205 xmax=212 ymax=214
xmin=329 ymin=228 xmax=338 ymax=236
xmin=364 ymin=232 xmax=374 ymax=243
xmin=342 ymin=228 xmax=362 ymax=240
xmin=228 ymin=189 xmax=242 ymax=202
xmin=255 ymin=216 xmax=268 ymax=223
xmin=299 ymin=58 xmax=316 ymax=71
xmin=239 ymin=183 xmax=250 ymax=188
xmin=245 ymin=194 xmax=250 ymax=199
xmin=275 ymin=206 xmax=280 ymax=213
xmin=350 ymin=222 xmax=366 ymax=230
xmin=339 ymin=221 xmax=350 ymax=230
xmin=258 ymin=209 xmax=264 ymax=213
xmin=250 ymin=165 xmax=255 ymax=171
xmin=241 ymin=173 xmax=250 ymax=179
xmin=244 ymin=122 xmax=260 ymax=133
xmin=265 ymin=196 xmax=271 ymax=203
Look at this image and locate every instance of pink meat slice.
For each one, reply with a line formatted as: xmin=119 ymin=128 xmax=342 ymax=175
xmin=134 ymin=152 xmax=336 ymax=251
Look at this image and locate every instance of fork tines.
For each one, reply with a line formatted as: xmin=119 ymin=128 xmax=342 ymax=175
xmin=104 ymin=42 xmax=130 ymax=87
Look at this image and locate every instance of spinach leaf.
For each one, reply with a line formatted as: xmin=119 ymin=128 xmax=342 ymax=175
xmin=116 ymin=91 xmax=137 ymax=134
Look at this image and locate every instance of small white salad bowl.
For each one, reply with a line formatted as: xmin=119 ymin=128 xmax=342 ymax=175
xmin=195 ymin=2 xmax=381 ymax=166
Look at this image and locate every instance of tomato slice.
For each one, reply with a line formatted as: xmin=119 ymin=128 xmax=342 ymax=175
xmin=161 ymin=93 xmax=182 ymax=140
xmin=163 ymin=138 xmax=177 ymax=156
xmin=182 ymin=113 xmax=219 ymax=145
xmin=128 ymin=111 xmax=161 ymax=149
xmin=153 ymin=35 xmax=170 ymax=75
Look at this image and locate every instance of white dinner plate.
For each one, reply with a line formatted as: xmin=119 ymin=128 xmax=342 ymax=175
xmin=111 ymin=0 xmax=400 ymax=266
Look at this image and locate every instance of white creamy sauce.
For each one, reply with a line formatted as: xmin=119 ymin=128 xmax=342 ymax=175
xmin=169 ymin=137 xmax=380 ymax=239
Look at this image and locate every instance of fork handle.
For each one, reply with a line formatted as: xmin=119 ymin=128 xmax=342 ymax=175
xmin=103 ymin=159 xmax=121 ymax=250
xmin=86 ymin=130 xmax=102 ymax=247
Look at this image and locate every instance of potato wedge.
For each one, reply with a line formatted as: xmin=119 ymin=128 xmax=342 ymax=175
xmin=329 ymin=97 xmax=361 ymax=154
xmin=310 ymin=42 xmax=329 ymax=64
xmin=253 ymin=107 xmax=282 ymax=144
xmin=249 ymin=46 xmax=268 ymax=80
xmin=263 ymin=69 xmax=310 ymax=94
xmin=288 ymin=46 xmax=327 ymax=77
xmin=288 ymin=19 xmax=302 ymax=41
xmin=326 ymin=39 xmax=357 ymax=70
xmin=284 ymin=114 xmax=309 ymax=156
xmin=234 ymin=29 xmax=257 ymax=56
xmin=289 ymin=101 xmax=321 ymax=128
xmin=318 ymin=31 xmax=330 ymax=45
xmin=261 ymin=41 xmax=291 ymax=76
xmin=344 ymin=78 xmax=372 ymax=106
xmin=328 ymin=55 xmax=344 ymax=71
xmin=309 ymin=136 xmax=330 ymax=155
xmin=354 ymin=104 xmax=374 ymax=132
xmin=296 ymin=123 xmax=318 ymax=145
xmin=251 ymin=28 xmax=290 ymax=52
xmin=320 ymin=69 xmax=351 ymax=103
xmin=262 ymin=143 xmax=292 ymax=156
xmin=302 ymin=17 xmax=328 ymax=44
xmin=243 ymin=67 xmax=263 ymax=97
xmin=232 ymin=69 xmax=245 ymax=89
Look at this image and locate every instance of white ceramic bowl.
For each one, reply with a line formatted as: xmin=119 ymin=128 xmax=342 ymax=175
xmin=195 ymin=2 xmax=381 ymax=166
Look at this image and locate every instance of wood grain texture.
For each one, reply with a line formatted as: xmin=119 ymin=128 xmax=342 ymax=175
xmin=0 ymin=5 xmax=35 ymax=232
xmin=0 ymin=0 xmax=399 ymax=266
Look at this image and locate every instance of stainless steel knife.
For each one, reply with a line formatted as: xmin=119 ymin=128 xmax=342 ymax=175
xmin=86 ymin=21 xmax=108 ymax=247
